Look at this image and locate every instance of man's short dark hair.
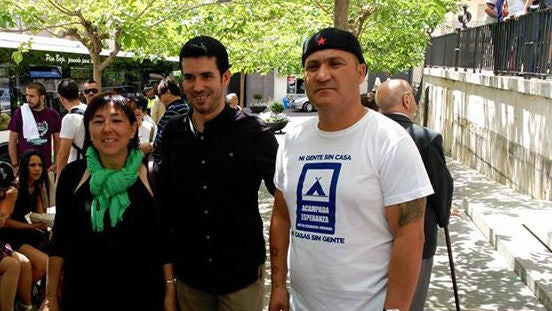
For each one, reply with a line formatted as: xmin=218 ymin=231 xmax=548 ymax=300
xmin=27 ymin=82 xmax=47 ymax=97
xmin=57 ymin=78 xmax=80 ymax=100
xmin=158 ymin=77 xmax=181 ymax=97
xmin=179 ymin=36 xmax=231 ymax=76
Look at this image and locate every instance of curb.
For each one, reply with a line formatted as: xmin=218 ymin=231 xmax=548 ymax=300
xmin=458 ymin=181 xmax=552 ymax=311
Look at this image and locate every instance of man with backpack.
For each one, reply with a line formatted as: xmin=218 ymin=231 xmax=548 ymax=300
xmin=56 ymin=78 xmax=87 ymax=178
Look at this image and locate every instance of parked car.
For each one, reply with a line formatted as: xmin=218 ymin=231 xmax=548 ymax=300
xmin=0 ymin=88 xmax=10 ymax=115
xmin=289 ymin=96 xmax=316 ymax=112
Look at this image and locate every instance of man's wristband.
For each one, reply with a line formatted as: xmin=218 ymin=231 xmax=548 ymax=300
xmin=165 ymin=278 xmax=177 ymax=285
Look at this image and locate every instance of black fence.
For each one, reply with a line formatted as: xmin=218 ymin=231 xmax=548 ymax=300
xmin=425 ymin=8 xmax=552 ymax=78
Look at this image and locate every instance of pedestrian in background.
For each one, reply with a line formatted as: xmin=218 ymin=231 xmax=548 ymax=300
xmin=129 ymin=96 xmax=156 ymax=156
xmin=157 ymin=35 xmax=278 ymax=311
xmin=485 ymin=0 xmax=499 ymax=23
xmin=377 ymin=78 xmax=454 ymax=311
xmin=147 ymin=85 xmax=166 ymax=125
xmin=150 ymin=77 xmax=189 ymax=165
xmin=226 ymin=92 xmax=241 ymax=110
xmin=40 ymin=92 xmax=176 ymax=311
xmin=360 ymin=92 xmax=379 ymax=111
xmin=269 ymin=27 xmax=433 ymax=311
xmin=0 ymin=161 xmax=34 ymax=311
xmin=0 ymin=149 xmax=50 ymax=311
xmin=55 ymin=78 xmax=87 ymax=178
xmin=8 ymin=82 xmax=61 ymax=178
xmin=81 ymin=80 xmax=99 ymax=105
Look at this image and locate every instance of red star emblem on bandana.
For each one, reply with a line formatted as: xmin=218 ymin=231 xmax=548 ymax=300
xmin=317 ymin=37 xmax=326 ymax=46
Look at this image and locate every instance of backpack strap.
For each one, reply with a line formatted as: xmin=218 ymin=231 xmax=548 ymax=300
xmin=69 ymin=107 xmax=85 ymax=115
xmin=69 ymin=106 xmax=86 ymax=160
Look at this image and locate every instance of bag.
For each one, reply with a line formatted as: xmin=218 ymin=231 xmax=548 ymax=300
xmin=69 ymin=107 xmax=86 ymax=160
xmin=0 ymin=241 xmax=13 ymax=259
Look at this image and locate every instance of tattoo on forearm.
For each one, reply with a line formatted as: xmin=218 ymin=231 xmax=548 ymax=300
xmin=270 ymin=246 xmax=281 ymax=275
xmin=270 ymin=246 xmax=279 ymax=257
xmin=398 ymin=199 xmax=424 ymax=227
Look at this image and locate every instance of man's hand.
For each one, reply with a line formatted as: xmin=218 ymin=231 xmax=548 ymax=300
xmin=268 ymin=285 xmax=290 ymax=311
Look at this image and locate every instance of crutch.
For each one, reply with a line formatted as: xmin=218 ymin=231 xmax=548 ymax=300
xmin=444 ymin=225 xmax=461 ymax=311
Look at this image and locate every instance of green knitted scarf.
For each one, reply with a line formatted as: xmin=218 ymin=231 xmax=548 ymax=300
xmin=87 ymin=147 xmax=143 ymax=232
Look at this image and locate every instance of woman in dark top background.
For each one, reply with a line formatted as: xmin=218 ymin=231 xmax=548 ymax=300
xmin=0 ymin=148 xmax=50 ymax=306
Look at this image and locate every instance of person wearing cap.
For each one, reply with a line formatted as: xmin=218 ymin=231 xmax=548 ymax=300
xmin=143 ymin=85 xmax=155 ymax=110
xmin=156 ymin=35 xmax=278 ymax=311
xmin=269 ymin=27 xmax=433 ymax=311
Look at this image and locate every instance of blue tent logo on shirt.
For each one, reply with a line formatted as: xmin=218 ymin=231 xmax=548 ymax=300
xmin=296 ymin=163 xmax=340 ymax=234
xmin=304 ymin=177 xmax=327 ymax=197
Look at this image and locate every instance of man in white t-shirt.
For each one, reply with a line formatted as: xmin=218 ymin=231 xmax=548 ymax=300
xmin=56 ymin=78 xmax=87 ymax=177
xmin=508 ymin=0 xmax=532 ymax=19
xmin=268 ymin=27 xmax=434 ymax=311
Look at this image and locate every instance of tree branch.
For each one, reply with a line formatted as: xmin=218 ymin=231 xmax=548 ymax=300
xmin=44 ymin=0 xmax=79 ymax=16
xmin=351 ymin=5 xmax=376 ymax=37
xmin=99 ymin=26 xmax=123 ymax=72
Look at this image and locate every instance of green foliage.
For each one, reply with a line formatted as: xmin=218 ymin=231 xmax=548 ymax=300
xmin=267 ymin=101 xmax=284 ymax=113
xmin=0 ymin=112 xmax=10 ymax=130
xmin=0 ymin=0 xmax=458 ymax=79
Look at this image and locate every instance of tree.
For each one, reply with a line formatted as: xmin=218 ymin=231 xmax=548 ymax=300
xmin=334 ymin=0 xmax=349 ymax=30
xmin=0 ymin=0 xmax=226 ymax=87
xmin=0 ymin=0 xmax=457 ymax=83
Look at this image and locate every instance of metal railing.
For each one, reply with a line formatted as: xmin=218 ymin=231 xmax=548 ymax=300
xmin=425 ymin=8 xmax=552 ymax=78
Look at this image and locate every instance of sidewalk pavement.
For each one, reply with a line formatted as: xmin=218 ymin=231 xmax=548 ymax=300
xmin=447 ymin=158 xmax=552 ymax=311
xmin=260 ymin=116 xmax=551 ymax=310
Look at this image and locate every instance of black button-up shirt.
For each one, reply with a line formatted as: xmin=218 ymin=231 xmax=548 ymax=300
xmin=157 ymin=104 xmax=278 ymax=294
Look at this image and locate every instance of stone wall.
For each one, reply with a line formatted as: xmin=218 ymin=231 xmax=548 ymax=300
xmin=421 ymin=67 xmax=552 ymax=200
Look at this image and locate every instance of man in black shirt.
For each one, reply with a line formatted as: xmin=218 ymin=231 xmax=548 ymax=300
xmin=157 ymin=35 xmax=278 ymax=311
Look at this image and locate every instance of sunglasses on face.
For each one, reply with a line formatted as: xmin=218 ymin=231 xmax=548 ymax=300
xmin=84 ymin=88 xmax=99 ymax=95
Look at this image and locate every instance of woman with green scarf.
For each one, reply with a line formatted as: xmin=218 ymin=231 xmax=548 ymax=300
xmin=39 ymin=92 xmax=177 ymax=311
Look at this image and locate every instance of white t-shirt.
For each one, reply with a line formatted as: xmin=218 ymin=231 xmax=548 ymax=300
xmin=138 ymin=117 xmax=156 ymax=144
xmin=506 ymin=0 xmax=527 ymax=16
xmin=274 ymin=110 xmax=434 ymax=311
xmin=59 ymin=103 xmax=87 ymax=163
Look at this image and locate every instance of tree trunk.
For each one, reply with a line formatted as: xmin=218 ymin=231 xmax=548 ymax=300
xmin=334 ymin=0 xmax=349 ymax=30
xmin=90 ymin=52 xmax=103 ymax=89
xmin=239 ymin=72 xmax=245 ymax=109
xmin=93 ymin=66 xmax=103 ymax=89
